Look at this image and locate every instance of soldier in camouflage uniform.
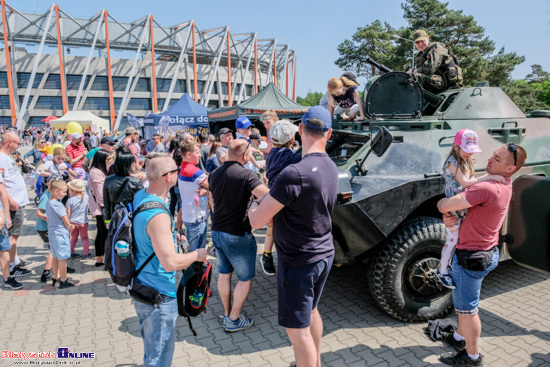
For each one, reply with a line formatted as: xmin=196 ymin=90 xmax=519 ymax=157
xmin=412 ymin=29 xmax=463 ymax=93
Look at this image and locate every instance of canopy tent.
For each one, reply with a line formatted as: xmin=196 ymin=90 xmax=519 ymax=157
xmin=143 ymin=94 xmax=209 ymax=138
xmin=49 ymin=111 xmax=110 ymax=132
xmin=208 ymin=83 xmax=308 ymax=124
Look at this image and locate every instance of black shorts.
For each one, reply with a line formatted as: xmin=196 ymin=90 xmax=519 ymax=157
xmin=8 ymin=209 xmax=24 ymax=237
xmin=277 ymin=254 xmax=334 ymax=329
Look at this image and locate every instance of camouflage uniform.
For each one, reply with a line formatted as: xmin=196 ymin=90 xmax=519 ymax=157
xmin=414 ymin=42 xmax=463 ymax=93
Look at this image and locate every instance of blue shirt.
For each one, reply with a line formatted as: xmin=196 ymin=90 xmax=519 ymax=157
xmin=266 ymin=147 xmax=301 ymax=189
xmin=46 ymin=200 xmax=68 ymax=235
xmin=35 ymin=190 xmax=51 ymax=231
xmin=133 ymin=188 xmax=177 ymax=297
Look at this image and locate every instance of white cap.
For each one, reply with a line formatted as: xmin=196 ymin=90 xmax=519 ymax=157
xmin=269 ymin=120 xmax=298 ymax=145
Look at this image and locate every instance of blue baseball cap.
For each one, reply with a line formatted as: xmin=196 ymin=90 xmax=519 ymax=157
xmin=301 ymin=106 xmax=332 ymax=131
xmin=235 ymin=116 xmax=253 ymax=130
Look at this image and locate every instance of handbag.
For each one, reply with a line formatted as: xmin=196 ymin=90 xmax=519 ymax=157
xmin=129 ymin=278 xmax=165 ymax=306
xmin=456 ymin=246 xmax=497 ymax=271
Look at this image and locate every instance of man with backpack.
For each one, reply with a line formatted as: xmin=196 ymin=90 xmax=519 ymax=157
xmin=132 ymin=154 xmax=207 ymax=367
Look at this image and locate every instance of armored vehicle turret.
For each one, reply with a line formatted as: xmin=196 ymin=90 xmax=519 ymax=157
xmin=329 ymin=71 xmax=550 ymax=321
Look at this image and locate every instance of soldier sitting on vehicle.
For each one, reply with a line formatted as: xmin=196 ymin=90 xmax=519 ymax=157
xmin=411 ymin=29 xmax=463 ymax=93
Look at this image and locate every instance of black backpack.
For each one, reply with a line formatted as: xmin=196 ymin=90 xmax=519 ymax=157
xmin=105 ymin=199 xmax=169 ymax=289
xmin=177 ymin=261 xmax=212 ymax=336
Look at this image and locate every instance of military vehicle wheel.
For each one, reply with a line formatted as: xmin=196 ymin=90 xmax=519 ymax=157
xmin=368 ymin=216 xmax=453 ymax=322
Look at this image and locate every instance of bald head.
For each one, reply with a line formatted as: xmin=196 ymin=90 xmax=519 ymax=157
xmin=145 ymin=154 xmax=176 ymax=182
xmin=228 ymin=139 xmax=249 ymax=161
xmin=1 ymin=131 xmax=20 ymax=153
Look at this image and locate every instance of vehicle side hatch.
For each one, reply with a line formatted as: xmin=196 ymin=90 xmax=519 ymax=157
xmin=506 ymin=175 xmax=550 ymax=275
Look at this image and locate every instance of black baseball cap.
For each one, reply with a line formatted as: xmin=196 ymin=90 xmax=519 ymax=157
xmin=101 ymin=136 xmax=118 ymax=144
xmin=218 ymin=127 xmax=233 ymax=137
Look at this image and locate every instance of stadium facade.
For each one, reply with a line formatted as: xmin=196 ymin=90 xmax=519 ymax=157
xmin=0 ymin=2 xmax=297 ymax=130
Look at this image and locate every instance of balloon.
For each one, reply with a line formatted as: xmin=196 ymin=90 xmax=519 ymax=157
xmin=67 ymin=121 xmax=83 ymax=135
xmin=51 ymin=143 xmax=63 ymax=150
xmin=42 ymin=146 xmax=53 ymax=155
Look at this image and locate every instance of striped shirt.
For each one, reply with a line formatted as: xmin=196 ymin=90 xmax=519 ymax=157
xmin=65 ymin=143 xmax=86 ymax=168
xmin=177 ymin=161 xmax=207 ymax=223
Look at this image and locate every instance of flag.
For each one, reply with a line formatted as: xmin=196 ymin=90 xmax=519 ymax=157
xmin=127 ymin=113 xmax=140 ymax=129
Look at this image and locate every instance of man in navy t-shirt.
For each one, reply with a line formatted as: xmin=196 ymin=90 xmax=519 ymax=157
xmin=249 ymin=106 xmax=338 ymax=367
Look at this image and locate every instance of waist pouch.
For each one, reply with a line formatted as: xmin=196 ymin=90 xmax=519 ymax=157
xmin=456 ymin=246 xmax=496 ymax=271
xmin=129 ymin=278 xmax=165 ymax=306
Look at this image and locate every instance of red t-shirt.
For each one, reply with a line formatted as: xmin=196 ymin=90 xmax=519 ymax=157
xmin=65 ymin=143 xmax=86 ymax=168
xmin=458 ymin=178 xmax=512 ymax=251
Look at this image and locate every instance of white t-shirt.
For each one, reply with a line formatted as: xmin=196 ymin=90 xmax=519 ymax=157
xmin=0 ymin=152 xmax=30 ymax=207
xmin=40 ymin=160 xmax=70 ymax=176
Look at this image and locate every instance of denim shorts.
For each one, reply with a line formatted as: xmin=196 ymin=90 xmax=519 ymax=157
xmin=0 ymin=234 xmax=10 ymax=251
xmin=134 ymin=296 xmax=177 ymax=367
xmin=451 ymin=247 xmax=499 ymax=315
xmin=50 ymin=233 xmax=71 ymax=260
xmin=211 ymin=230 xmax=257 ymax=282
xmin=183 ymin=220 xmax=207 ymax=251
xmin=277 ymin=254 xmax=334 ymax=329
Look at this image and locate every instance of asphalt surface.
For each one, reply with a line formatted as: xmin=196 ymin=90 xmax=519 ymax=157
xmin=0 ymin=144 xmax=549 ymax=366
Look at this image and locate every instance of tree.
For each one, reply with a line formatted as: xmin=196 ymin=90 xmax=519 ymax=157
xmin=335 ymin=0 xmax=524 ymax=87
xmin=502 ymin=80 xmax=549 ymax=114
xmin=526 ymin=64 xmax=550 ymax=83
xmin=296 ymin=91 xmax=324 ymax=107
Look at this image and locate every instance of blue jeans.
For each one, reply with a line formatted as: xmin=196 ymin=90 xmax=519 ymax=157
xmin=183 ymin=220 xmax=207 ymax=251
xmin=212 ymin=230 xmax=257 ymax=281
xmin=134 ymin=296 xmax=178 ymax=367
xmin=451 ymin=247 xmax=499 ymax=315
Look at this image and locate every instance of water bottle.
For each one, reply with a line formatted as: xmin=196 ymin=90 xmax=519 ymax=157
xmin=115 ymin=240 xmax=130 ymax=258
xmin=189 ymin=289 xmax=204 ymax=308
xmin=194 ymin=194 xmax=208 ymax=219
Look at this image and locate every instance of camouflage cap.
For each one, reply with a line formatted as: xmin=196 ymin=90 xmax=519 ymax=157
xmin=413 ymin=29 xmax=428 ymax=42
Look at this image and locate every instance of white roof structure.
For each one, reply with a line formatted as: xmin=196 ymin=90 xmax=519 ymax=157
xmin=50 ymin=111 xmax=109 ymax=132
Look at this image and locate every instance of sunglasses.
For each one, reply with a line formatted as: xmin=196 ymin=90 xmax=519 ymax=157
xmin=105 ymin=142 xmax=116 ymax=146
xmin=162 ymin=168 xmax=179 ymax=177
xmin=508 ymin=143 xmax=517 ymax=166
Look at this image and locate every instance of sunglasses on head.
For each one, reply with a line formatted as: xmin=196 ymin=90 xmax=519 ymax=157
xmin=508 ymin=143 xmax=517 ymax=166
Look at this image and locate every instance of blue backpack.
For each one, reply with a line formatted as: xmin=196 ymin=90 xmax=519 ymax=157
xmin=105 ymin=200 xmax=169 ymax=289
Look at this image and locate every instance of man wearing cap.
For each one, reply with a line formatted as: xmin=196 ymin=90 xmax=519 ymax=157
xmin=249 ymin=106 xmax=338 ymax=367
xmin=412 ymin=29 xmax=463 ymax=93
xmin=216 ymin=127 xmax=234 ymax=164
xmin=65 ymin=133 xmax=88 ymax=179
xmin=120 ymin=127 xmax=142 ymax=166
xmin=436 ymin=143 xmax=527 ymax=366
xmin=235 ymin=116 xmax=264 ymax=172
xmin=82 ymin=136 xmax=117 ymax=172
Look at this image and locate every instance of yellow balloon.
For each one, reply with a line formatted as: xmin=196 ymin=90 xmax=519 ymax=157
xmin=51 ymin=143 xmax=63 ymax=150
xmin=67 ymin=121 xmax=83 ymax=135
xmin=42 ymin=146 xmax=53 ymax=155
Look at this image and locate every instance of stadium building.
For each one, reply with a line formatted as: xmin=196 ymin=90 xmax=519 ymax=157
xmin=0 ymin=2 xmax=297 ymax=130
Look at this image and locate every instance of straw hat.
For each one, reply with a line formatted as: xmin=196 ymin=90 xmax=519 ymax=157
xmin=67 ymin=179 xmax=86 ymax=192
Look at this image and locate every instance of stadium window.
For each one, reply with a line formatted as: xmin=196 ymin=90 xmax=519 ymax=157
xmin=43 ymin=74 xmax=61 ymax=89
xmin=158 ymin=98 xmax=178 ymax=109
xmin=0 ymin=116 xmax=13 ymax=126
xmin=35 ymin=96 xmax=63 ymax=110
xmin=27 ymin=116 xmax=48 ymax=127
xmin=0 ymin=95 xmax=11 ymax=109
xmin=114 ymin=98 xmax=122 ymax=110
xmin=134 ymin=78 xmax=151 ymax=92
xmin=190 ymin=80 xmax=207 ymax=94
xmin=112 ymin=76 xmax=130 ymax=91
xmin=0 ymin=72 xmax=9 ymax=88
xmin=66 ymin=75 xmax=90 ymax=90
xmin=246 ymin=84 xmax=253 ymax=96
xmin=91 ymin=76 xmax=108 ymax=90
xmin=207 ymin=101 xmax=219 ymax=109
xmin=68 ymin=97 xmax=76 ymax=109
xmin=220 ymin=82 xmax=228 ymax=95
xmin=126 ymin=98 xmax=152 ymax=110
xmin=82 ymin=97 xmax=109 ymax=110
xmin=156 ymin=78 xmax=170 ymax=93
xmin=18 ymin=95 xmax=32 ymax=110
xmin=17 ymin=73 xmax=44 ymax=89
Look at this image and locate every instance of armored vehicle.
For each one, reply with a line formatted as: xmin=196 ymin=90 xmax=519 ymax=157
xmin=329 ymin=71 xmax=550 ymax=322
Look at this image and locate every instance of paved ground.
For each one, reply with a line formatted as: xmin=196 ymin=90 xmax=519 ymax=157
xmin=1 ymin=146 xmax=549 ymax=366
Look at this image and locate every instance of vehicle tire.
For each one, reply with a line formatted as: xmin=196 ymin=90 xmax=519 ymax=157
xmin=368 ymin=216 xmax=453 ymax=322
